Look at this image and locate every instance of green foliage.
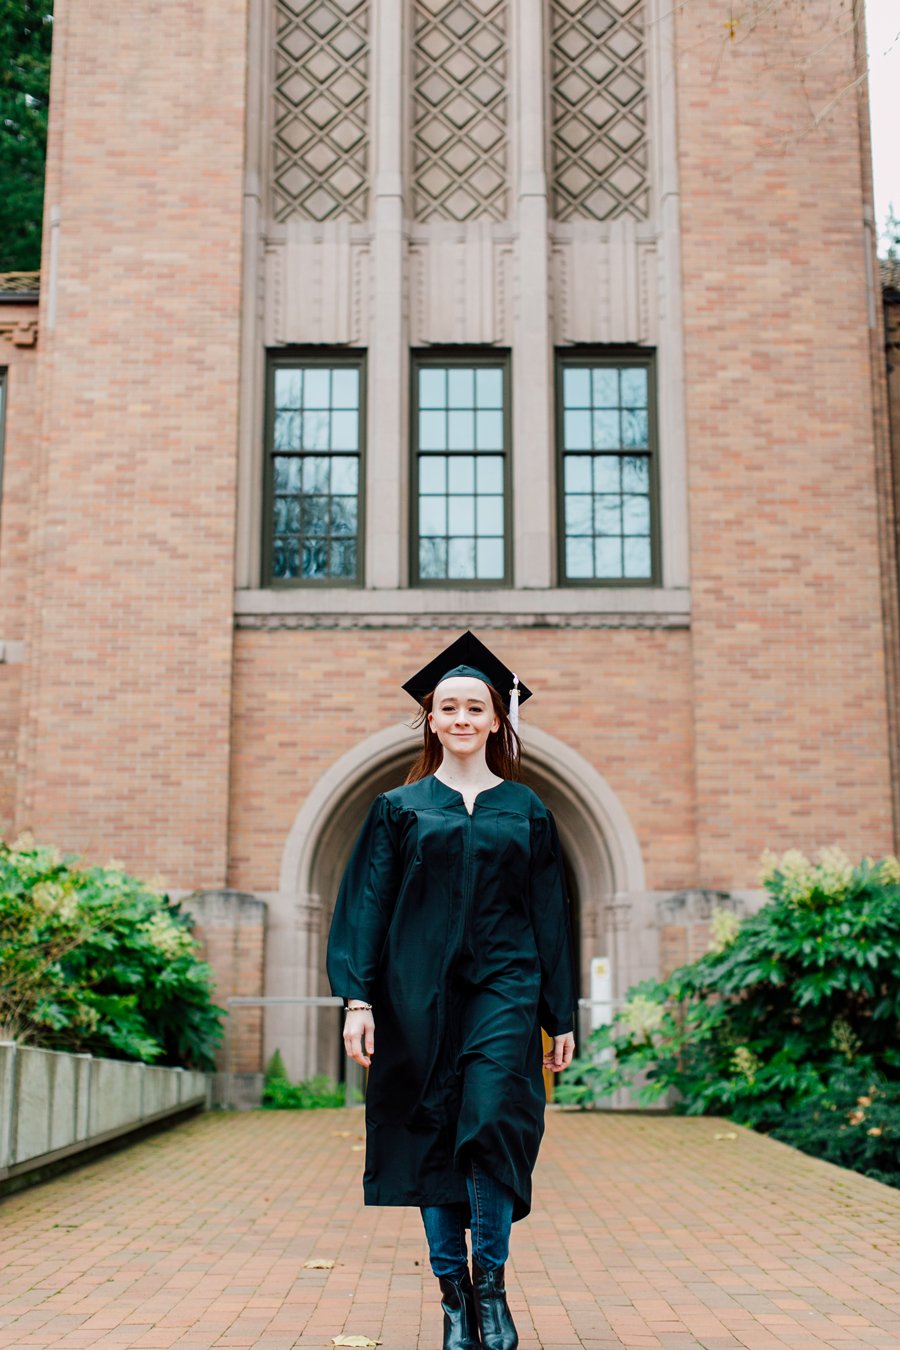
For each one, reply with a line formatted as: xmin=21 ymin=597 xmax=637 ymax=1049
xmin=264 ymin=1048 xmax=288 ymax=1084
xmin=261 ymin=1073 xmax=353 ymax=1109
xmin=557 ymin=849 xmax=900 ymax=1185
xmin=0 ymin=0 xmax=54 ymax=270
xmin=0 ymin=833 xmax=224 ymax=1068
xmin=771 ymin=1067 xmax=900 ymax=1188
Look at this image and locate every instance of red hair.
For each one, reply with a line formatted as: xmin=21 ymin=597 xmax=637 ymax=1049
xmin=404 ymin=684 xmax=522 ymax=784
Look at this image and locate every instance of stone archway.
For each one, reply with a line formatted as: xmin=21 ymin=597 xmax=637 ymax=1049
xmin=269 ymin=722 xmax=645 ymax=1079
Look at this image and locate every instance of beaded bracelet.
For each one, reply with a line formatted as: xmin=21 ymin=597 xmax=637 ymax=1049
xmin=345 ymin=1002 xmax=372 ymax=1012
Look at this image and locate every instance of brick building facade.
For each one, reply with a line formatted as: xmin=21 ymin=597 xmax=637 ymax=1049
xmin=0 ymin=0 xmax=897 ymax=1078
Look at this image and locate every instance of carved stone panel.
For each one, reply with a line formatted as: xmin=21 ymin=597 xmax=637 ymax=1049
xmin=549 ymin=0 xmax=649 ymax=221
xmin=412 ymin=0 xmax=509 ymax=222
xmin=272 ymin=0 xmax=370 ymax=223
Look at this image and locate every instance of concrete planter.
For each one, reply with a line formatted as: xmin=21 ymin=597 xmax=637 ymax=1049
xmin=0 ymin=1042 xmax=208 ymax=1187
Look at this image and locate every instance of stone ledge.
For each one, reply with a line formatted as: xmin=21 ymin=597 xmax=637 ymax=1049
xmin=234 ymin=587 xmax=691 ymax=630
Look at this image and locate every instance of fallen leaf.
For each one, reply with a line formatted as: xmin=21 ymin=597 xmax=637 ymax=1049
xmin=351 ymin=1144 xmax=365 ymax=1152
xmin=714 ymin=1131 xmax=738 ymax=1140
xmin=303 ymin=1258 xmax=335 ymax=1269
xmin=331 ymin=1337 xmax=382 ymax=1348
xmin=332 ymin=1130 xmax=352 ymax=1138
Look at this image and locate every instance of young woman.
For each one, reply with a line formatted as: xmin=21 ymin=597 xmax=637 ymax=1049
xmin=327 ymin=631 xmax=576 ymax=1350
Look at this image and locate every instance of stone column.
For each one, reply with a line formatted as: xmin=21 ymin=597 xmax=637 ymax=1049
xmin=511 ymin=0 xmax=553 ymax=588
xmin=366 ymin=0 xmax=408 ymax=588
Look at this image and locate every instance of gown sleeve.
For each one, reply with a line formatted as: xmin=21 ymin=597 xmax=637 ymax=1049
xmin=528 ymin=807 xmax=577 ymax=1036
xmin=326 ymin=793 xmax=400 ymax=1004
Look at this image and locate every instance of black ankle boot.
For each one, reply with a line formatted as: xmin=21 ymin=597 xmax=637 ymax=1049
xmin=437 ymin=1269 xmax=479 ymax=1350
xmin=472 ymin=1260 xmax=517 ymax=1350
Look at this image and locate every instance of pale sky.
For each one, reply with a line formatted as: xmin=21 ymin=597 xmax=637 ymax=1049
xmin=865 ymin=0 xmax=899 ymax=252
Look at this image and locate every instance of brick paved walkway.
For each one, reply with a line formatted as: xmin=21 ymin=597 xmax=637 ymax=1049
xmin=1 ymin=1111 xmax=899 ymax=1350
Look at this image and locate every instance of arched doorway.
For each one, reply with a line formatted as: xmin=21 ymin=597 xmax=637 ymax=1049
xmin=273 ymin=722 xmax=645 ymax=1080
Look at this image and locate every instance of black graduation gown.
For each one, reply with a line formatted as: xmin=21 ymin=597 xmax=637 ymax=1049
xmin=326 ymin=773 xmax=577 ymax=1222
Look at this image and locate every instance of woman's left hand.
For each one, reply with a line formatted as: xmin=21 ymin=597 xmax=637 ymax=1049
xmin=543 ymin=1032 xmax=575 ymax=1072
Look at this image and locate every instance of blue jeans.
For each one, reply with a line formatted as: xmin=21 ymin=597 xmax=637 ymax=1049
xmin=420 ymin=1162 xmax=515 ymax=1277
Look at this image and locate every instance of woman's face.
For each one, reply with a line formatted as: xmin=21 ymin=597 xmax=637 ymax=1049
xmin=428 ymin=676 xmax=500 ymax=763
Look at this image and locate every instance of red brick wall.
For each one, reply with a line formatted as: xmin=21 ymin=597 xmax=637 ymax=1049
xmin=14 ymin=0 xmax=247 ymax=885
xmin=674 ymin=0 xmax=895 ymax=885
xmin=0 ymin=318 xmax=38 ymax=836
xmin=227 ymin=626 xmax=698 ymax=893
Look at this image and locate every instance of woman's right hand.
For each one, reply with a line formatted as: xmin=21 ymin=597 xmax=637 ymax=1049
xmin=343 ymin=1008 xmax=375 ymax=1068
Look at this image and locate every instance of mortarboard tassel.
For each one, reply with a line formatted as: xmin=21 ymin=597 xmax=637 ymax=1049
xmin=509 ymin=673 xmax=520 ymax=736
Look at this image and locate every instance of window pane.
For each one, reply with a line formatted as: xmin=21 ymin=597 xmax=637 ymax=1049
xmin=331 ymin=539 xmax=357 ymax=576
xmin=331 ymin=496 xmax=357 ymax=535
xmin=475 ymin=368 xmax=503 ymax=407
xmin=595 ymin=495 xmax=622 ymax=535
xmin=564 ymin=367 xmax=591 ymax=407
xmin=302 ymin=540 xmax=329 ymax=577
xmin=331 ymin=456 xmax=359 ymax=494
xmin=420 ymin=497 xmax=447 ymax=535
xmin=594 ymin=456 xmax=619 ymax=492
xmin=303 ymin=456 xmax=330 ymax=492
xmin=477 ymin=456 xmax=503 ymax=493
xmin=592 ymin=409 xmax=619 ymax=449
xmin=564 ymin=409 xmax=591 ymax=450
xmin=624 ymin=535 xmax=651 ymax=577
xmin=331 ymin=368 xmax=359 ymax=409
xmin=620 ymin=366 xmax=647 ymax=407
xmin=274 ymin=455 xmax=301 ymax=492
xmin=275 ymin=368 xmax=302 ymax=408
xmin=447 ymin=410 xmax=474 ymax=450
xmin=273 ymin=497 xmax=289 ymax=534
xmin=330 ymin=410 xmax=358 ymax=451
xmin=448 ymin=367 xmax=474 ymax=408
xmin=475 ymin=409 xmax=503 ymax=451
xmin=303 ymin=368 xmax=330 ymax=408
xmin=419 ymin=456 xmax=446 ymax=494
xmin=420 ymin=368 xmax=446 ymax=408
xmin=622 ymin=409 xmax=648 ymax=449
xmin=566 ymin=537 xmax=593 ymax=578
xmin=448 ymin=537 xmax=476 ymax=578
xmin=448 ymin=496 xmax=475 ymax=534
xmin=302 ymin=410 xmax=330 ymax=450
xmin=420 ymin=537 xmax=447 ymax=578
xmin=419 ymin=410 xmax=447 ymax=451
xmin=286 ymin=497 xmax=301 ymax=533
xmin=476 ymin=495 xmax=503 ymax=535
xmin=622 ymin=455 xmax=648 ymax=493
xmin=564 ymin=456 xmax=592 ymax=493
xmin=595 ymin=537 xmax=622 ymax=576
xmin=623 ymin=494 xmax=650 ymax=534
xmin=565 ymin=495 xmax=592 ymax=535
xmin=592 ymin=368 xmax=619 ymax=406
xmin=476 ymin=537 xmax=504 ymax=578
xmin=301 ymin=496 xmax=329 ymax=535
xmin=448 ymin=456 xmax=475 ymax=493
xmin=274 ymin=410 xmax=300 ymax=450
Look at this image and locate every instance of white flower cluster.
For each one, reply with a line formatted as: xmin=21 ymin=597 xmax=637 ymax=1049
xmin=708 ymin=906 xmax=742 ymax=952
xmin=758 ymin=845 xmax=856 ymax=902
xmin=731 ymin=1045 xmax=759 ymax=1083
xmin=30 ymin=880 xmax=79 ymax=924
xmin=138 ymin=911 xmax=193 ymax=960
xmin=620 ymin=993 xmax=664 ymax=1042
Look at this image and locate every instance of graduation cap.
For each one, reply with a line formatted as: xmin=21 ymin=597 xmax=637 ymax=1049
xmin=402 ymin=630 xmax=532 ymax=733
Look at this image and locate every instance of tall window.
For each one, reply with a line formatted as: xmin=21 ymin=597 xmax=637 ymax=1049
xmin=412 ymin=353 xmax=509 ymax=585
xmin=264 ymin=353 xmax=364 ymax=585
xmin=557 ymin=350 xmax=657 ymax=584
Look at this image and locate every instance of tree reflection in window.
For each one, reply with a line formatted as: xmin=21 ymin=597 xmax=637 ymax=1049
xmin=270 ymin=363 xmax=361 ymax=582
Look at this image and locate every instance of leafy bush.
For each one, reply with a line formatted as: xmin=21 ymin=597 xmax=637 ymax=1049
xmin=771 ymin=1067 xmax=900 ymax=1187
xmin=0 ymin=834 xmax=223 ymax=1069
xmin=557 ymin=849 xmax=900 ymax=1183
xmin=262 ymin=1071 xmax=350 ymax=1109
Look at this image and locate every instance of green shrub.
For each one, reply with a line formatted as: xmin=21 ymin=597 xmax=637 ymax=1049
xmin=261 ymin=1072 xmax=350 ymax=1109
xmin=0 ymin=834 xmax=224 ymax=1069
xmin=264 ymin=1048 xmax=288 ymax=1084
xmin=557 ymin=849 xmax=900 ymax=1185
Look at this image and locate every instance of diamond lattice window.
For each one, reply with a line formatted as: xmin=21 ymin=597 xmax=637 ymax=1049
xmin=550 ymin=0 xmax=648 ymax=221
xmin=272 ymin=0 xmax=370 ymax=223
xmin=412 ymin=0 xmax=509 ymax=222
